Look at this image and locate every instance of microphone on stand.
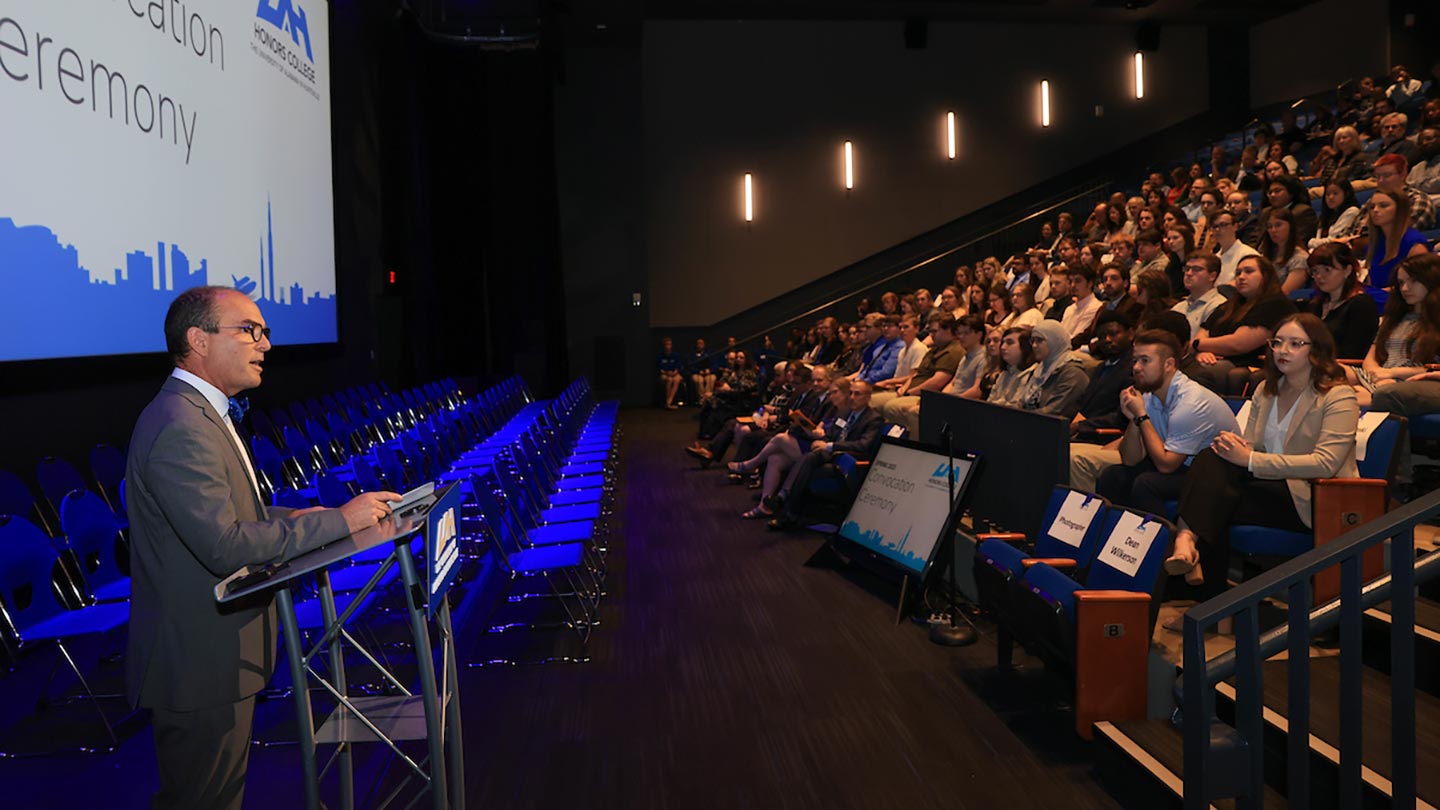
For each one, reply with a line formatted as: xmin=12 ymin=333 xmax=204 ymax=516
xmin=929 ymin=422 xmax=977 ymax=647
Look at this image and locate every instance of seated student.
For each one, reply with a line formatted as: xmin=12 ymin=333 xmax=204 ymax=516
xmin=1132 ymin=271 xmax=1176 ymax=330
xmin=1134 ymin=228 xmax=1171 ymax=286
xmin=1042 ymin=266 xmax=1073 ymax=321
xmin=1349 ymin=254 xmax=1440 ymax=409
xmin=766 ymin=382 xmax=885 ymax=530
xmin=984 ymin=282 xmax=1014 ymax=329
xmin=1298 ymin=242 xmax=1379 ymax=360
xmin=731 ymin=377 xmax=851 ymax=515
xmin=1308 ymin=179 xmax=1364 ymax=249
xmin=1008 ymin=283 xmax=1046 ymax=329
xmin=969 ymin=327 xmax=1007 ymax=400
xmin=871 ymin=316 xmax=964 ymax=416
xmin=755 ymin=335 xmax=781 ymax=389
xmin=689 ymin=338 xmax=715 ymax=401
xmin=1190 ymin=255 xmax=1299 ymax=395
xmin=1364 ymin=189 xmax=1432 ymax=304
xmin=658 ymin=337 xmax=683 ymax=409
xmin=1259 ymin=208 xmax=1311 ymax=295
xmin=1261 ymin=175 xmax=1319 ymax=245
xmin=876 ymin=315 xmax=929 ymax=391
xmin=1017 ymin=320 xmax=1093 ymax=418
xmin=830 ymin=323 xmax=865 ymax=377
xmin=941 ymin=315 xmax=991 ymax=400
xmin=850 ymin=314 xmax=904 ymax=385
xmin=986 ymin=326 xmax=1037 ymax=408
xmin=1071 ymin=310 xmax=1135 ymax=443
xmin=1060 ymin=264 xmax=1105 ymax=348
xmin=1069 ymin=330 xmax=1238 ymax=514
xmin=1164 ymin=314 xmax=1360 ymax=600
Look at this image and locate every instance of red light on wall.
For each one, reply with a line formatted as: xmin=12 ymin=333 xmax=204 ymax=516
xmin=388 ymin=270 xmax=397 ymax=285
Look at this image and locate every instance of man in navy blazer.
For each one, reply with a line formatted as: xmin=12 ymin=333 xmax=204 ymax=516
xmin=126 ymin=286 xmax=398 ymax=810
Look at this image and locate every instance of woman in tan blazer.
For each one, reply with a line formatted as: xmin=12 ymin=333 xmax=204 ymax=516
xmin=1165 ymin=312 xmax=1359 ymax=595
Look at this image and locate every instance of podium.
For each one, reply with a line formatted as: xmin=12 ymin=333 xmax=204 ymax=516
xmin=217 ymin=482 xmax=466 ymax=810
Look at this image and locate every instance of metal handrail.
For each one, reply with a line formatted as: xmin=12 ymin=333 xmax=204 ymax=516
xmin=685 ymin=178 xmax=1114 ymax=368
xmin=1179 ymin=489 xmax=1440 ymax=809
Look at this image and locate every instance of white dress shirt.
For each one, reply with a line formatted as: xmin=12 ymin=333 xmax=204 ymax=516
xmin=171 ymin=368 xmax=262 ymax=500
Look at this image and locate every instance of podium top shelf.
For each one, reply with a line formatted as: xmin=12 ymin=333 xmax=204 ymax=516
xmin=214 ymin=482 xmax=457 ymax=604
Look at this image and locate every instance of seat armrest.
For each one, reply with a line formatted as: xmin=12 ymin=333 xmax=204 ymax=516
xmin=977 ymin=532 xmax=1027 ymax=543
xmin=1073 ymin=590 xmax=1150 ymax=602
xmin=853 ymin=460 xmax=871 ymax=468
xmin=735 ymin=416 xmax=754 ymax=425
xmin=1021 ymin=557 xmax=1078 ymax=569
xmin=1094 ymin=428 xmax=1123 ymax=439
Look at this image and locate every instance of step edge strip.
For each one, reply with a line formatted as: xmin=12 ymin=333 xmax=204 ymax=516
xmin=1092 ymin=721 xmax=1220 ymax=810
xmin=1363 ymin=607 xmax=1440 ymax=644
xmin=1213 ymin=680 xmax=1435 ymax=808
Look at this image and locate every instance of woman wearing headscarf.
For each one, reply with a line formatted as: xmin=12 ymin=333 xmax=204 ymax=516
xmin=1018 ymin=320 xmax=1093 ymax=418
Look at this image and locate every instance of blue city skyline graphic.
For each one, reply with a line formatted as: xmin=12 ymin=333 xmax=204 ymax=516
xmin=0 ymin=199 xmax=336 ymax=362
xmin=840 ymin=521 xmax=929 ymax=575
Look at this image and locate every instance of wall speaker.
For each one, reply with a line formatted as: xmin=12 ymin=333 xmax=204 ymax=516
xmin=904 ymin=19 xmax=927 ymax=50
xmin=1135 ymin=22 xmax=1160 ymax=53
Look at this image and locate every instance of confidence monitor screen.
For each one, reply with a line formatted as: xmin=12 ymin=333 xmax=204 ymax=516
xmin=838 ymin=438 xmax=978 ymax=579
xmin=0 ymin=1 xmax=338 ymax=362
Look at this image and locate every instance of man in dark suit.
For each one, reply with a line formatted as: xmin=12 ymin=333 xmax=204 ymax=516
xmin=767 ymin=381 xmax=885 ymax=530
xmin=126 ymin=286 xmax=398 ymax=810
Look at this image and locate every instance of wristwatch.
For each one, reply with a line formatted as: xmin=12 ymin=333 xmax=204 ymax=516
xmin=1133 ymin=414 xmax=1151 ymax=427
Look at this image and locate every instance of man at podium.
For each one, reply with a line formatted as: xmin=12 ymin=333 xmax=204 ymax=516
xmin=125 ymin=286 xmax=398 ymax=810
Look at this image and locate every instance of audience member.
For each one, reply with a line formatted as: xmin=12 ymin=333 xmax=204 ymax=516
xmin=1132 ymin=272 xmax=1175 ymax=328
xmin=1387 ymin=65 xmax=1426 ymax=113
xmin=1234 ymin=145 xmax=1264 ymax=191
xmin=851 ymin=314 xmax=904 ymax=385
xmin=879 ymin=291 xmax=900 ymax=316
xmin=1225 ymin=190 xmax=1264 ymax=247
xmin=1265 ymin=140 xmax=1300 ymax=176
xmin=688 ymin=363 xmax=810 ymax=467
xmin=1165 ymin=314 xmax=1359 ymax=600
xmin=1134 ymin=228 xmax=1170 ymax=285
xmin=986 ymin=326 xmax=1037 ymax=408
xmin=1313 ymin=126 xmax=1374 ymax=186
xmin=1043 ymin=267 xmax=1073 ymax=320
xmin=697 ymin=350 xmax=759 ymax=438
xmin=1008 ymin=283 xmax=1045 ymax=329
xmin=1349 ymin=255 xmax=1440 ymax=409
xmin=1161 ymin=224 xmax=1196 ymax=293
xmin=1193 ymin=189 xmax=1224 ymax=251
xmin=941 ymin=315 xmax=990 ymax=401
xmin=1071 ymin=329 xmax=1238 ymax=512
xmin=1365 ymin=189 xmax=1431 ymax=301
xmin=1261 ymin=176 xmax=1319 ymax=244
xmin=877 ymin=315 xmax=928 ymax=390
xmin=732 ymin=377 xmax=854 ymax=518
xmin=1310 ymin=179 xmax=1364 ymax=249
xmin=1213 ymin=210 xmax=1261 ymax=286
xmin=1190 ymin=255 xmax=1298 ymax=394
xmin=1258 ymin=208 xmax=1310 ymax=294
xmin=1098 ymin=263 xmax=1143 ymax=324
xmin=874 ymin=317 xmax=965 ymax=425
xmin=1172 ymin=252 xmax=1226 ymax=340
xmin=1370 ymin=154 xmax=1436 ymax=230
xmin=765 ymin=381 xmax=884 ymax=530
xmin=658 ymin=337 xmax=683 ymax=408
xmin=689 ymin=338 xmax=716 ymax=400
xmin=1408 ymin=127 xmax=1440 ymax=196
xmin=1070 ymin=310 xmax=1135 ymax=442
xmin=1106 ymin=233 xmax=1138 ymax=277
xmin=985 ymin=282 xmax=1013 ymax=329
xmin=1061 ymin=264 xmax=1104 ymax=348
xmin=1376 ymin=113 xmax=1420 ymax=164
xmin=1016 ymin=320 xmax=1091 ymax=418
xmin=1298 ymin=242 xmax=1379 ymax=360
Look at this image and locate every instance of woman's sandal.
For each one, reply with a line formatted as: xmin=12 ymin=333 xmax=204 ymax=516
xmin=741 ymin=504 xmax=773 ymax=519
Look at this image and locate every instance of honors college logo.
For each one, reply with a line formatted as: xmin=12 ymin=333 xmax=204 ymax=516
xmin=252 ymin=0 xmax=319 ymax=95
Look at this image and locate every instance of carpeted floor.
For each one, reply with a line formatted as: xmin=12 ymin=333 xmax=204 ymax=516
xmin=457 ymin=407 xmax=1121 ymax=810
xmin=0 ymin=406 xmax=1124 ymax=809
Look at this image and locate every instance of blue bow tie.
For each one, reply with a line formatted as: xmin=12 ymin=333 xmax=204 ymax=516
xmin=227 ymin=397 xmax=249 ymax=422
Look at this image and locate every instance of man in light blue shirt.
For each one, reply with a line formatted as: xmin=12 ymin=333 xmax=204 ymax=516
xmin=1069 ymin=329 xmax=1238 ymax=515
xmin=854 ymin=314 xmax=904 ymax=385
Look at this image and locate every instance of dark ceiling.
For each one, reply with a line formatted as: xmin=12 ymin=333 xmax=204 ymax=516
xmin=636 ymin=0 xmax=1318 ymax=25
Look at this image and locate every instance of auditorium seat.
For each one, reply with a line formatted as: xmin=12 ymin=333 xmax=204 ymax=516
xmin=0 ymin=468 xmax=55 ymax=537
xmin=87 ymin=444 xmax=127 ymax=520
xmin=58 ymin=490 xmax=130 ymax=603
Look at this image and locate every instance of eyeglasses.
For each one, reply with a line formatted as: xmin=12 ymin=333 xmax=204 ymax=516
xmin=1183 ymin=264 xmax=1212 ymax=274
xmin=1266 ymin=337 xmax=1311 ymax=351
xmin=214 ymin=324 xmax=272 ymax=343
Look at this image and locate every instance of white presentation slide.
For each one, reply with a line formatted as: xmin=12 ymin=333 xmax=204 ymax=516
xmin=0 ymin=0 xmax=337 ymax=361
xmin=839 ymin=441 xmax=974 ymax=576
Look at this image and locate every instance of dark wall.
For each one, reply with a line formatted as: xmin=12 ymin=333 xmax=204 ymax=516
xmin=641 ymin=20 xmax=1212 ymax=328
xmin=1249 ymin=0 xmax=1390 ymax=107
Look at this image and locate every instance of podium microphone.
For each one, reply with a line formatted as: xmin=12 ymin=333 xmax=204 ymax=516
xmin=930 ymin=422 xmax=977 ymax=647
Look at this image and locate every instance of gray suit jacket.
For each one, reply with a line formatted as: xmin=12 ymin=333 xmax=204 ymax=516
xmin=125 ymin=376 xmax=349 ymax=711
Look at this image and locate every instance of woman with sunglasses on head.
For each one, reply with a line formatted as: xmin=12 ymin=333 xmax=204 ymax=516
xmin=1299 ymin=242 xmax=1379 ymax=360
xmin=1164 ymin=313 xmax=1359 ymax=600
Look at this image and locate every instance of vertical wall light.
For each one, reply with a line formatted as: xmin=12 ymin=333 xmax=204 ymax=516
xmin=1040 ymin=80 xmax=1051 ymax=127
xmin=946 ymin=112 xmax=957 ymax=159
xmin=743 ymin=173 xmax=754 ymax=223
xmin=1133 ymin=52 xmax=1145 ymax=99
xmin=843 ymin=141 xmax=855 ymax=191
